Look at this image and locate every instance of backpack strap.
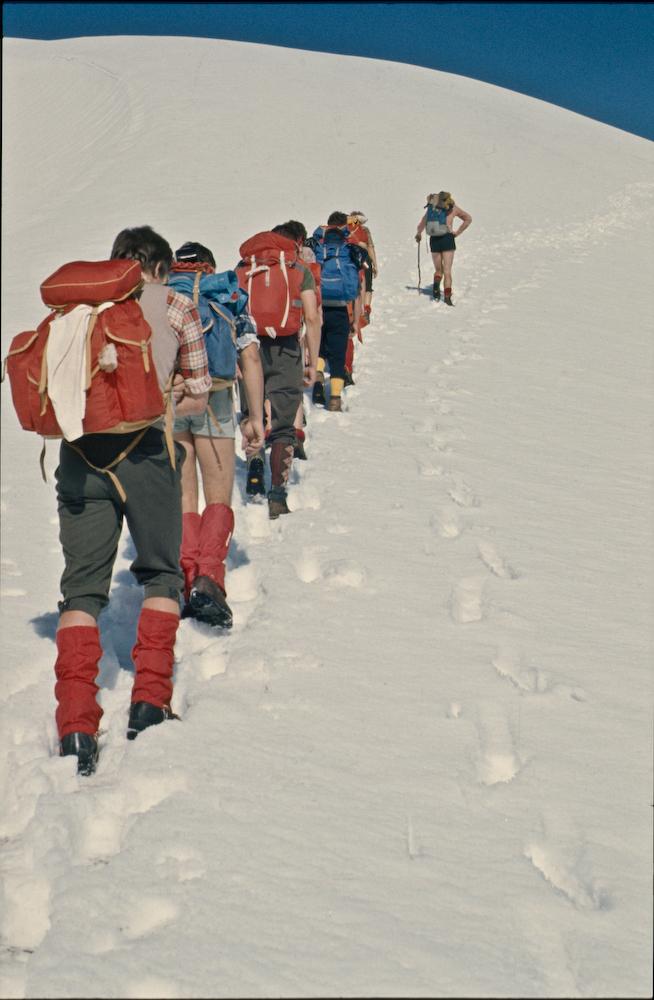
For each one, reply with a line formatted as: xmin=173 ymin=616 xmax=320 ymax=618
xmin=66 ymin=426 xmax=150 ymax=503
xmin=192 ymin=271 xmax=201 ymax=308
xmin=208 ymin=302 xmax=237 ymax=344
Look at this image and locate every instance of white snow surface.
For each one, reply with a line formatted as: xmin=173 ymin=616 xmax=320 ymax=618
xmin=1 ymin=36 xmax=653 ymax=999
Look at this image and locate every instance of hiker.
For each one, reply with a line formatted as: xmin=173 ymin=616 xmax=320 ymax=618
xmin=168 ymin=242 xmax=264 ymax=629
xmin=235 ymin=224 xmax=320 ymax=518
xmin=49 ymin=226 xmax=211 ymax=773
xmin=347 ymin=211 xmax=378 ymax=321
xmin=284 ymin=219 xmax=322 ymax=459
xmin=415 ymin=192 xmax=472 ymax=304
xmin=310 ymin=212 xmax=371 ymax=412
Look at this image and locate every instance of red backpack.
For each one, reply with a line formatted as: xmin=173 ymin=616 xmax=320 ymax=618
xmin=235 ymin=233 xmax=306 ymax=338
xmin=3 ymin=260 xmax=169 ymax=491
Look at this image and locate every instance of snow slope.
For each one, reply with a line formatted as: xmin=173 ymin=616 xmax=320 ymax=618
xmin=1 ymin=36 xmax=653 ymax=999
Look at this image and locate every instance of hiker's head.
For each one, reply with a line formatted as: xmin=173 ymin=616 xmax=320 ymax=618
xmin=271 ymin=224 xmax=300 ymax=242
xmin=327 ymin=211 xmax=348 ymax=227
xmin=436 ymin=191 xmax=454 ymax=210
xmin=283 ymin=220 xmax=308 ymax=243
xmin=110 ymin=226 xmax=173 ymax=281
xmin=175 ymin=242 xmax=216 ymax=269
xmin=349 ymin=211 xmax=368 ymax=224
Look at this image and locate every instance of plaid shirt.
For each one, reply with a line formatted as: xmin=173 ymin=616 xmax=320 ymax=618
xmin=165 ymin=287 xmax=212 ymax=394
xmin=234 ymin=306 xmax=258 ymax=352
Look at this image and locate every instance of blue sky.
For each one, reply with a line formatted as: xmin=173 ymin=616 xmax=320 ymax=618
xmin=4 ymin=3 xmax=653 ymax=141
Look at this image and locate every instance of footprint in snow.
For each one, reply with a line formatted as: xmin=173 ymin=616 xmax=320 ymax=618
xmin=474 ymin=700 xmax=521 ymax=785
xmin=323 ymin=560 xmax=366 ymax=588
xmin=419 ymin=461 xmax=443 ymax=477
xmin=448 ymin=484 xmax=480 ymax=508
xmin=120 ymin=896 xmax=179 ymax=940
xmin=492 ymin=644 xmax=587 ymax=700
xmin=294 ymin=549 xmax=324 ymax=583
xmin=477 ymin=539 xmax=518 ymax=579
xmin=226 ymin=562 xmax=261 ymax=603
xmin=525 ymin=812 xmax=612 ymax=911
xmin=450 ymin=577 xmax=486 ymax=623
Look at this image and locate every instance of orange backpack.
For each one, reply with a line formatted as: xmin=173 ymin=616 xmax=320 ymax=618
xmin=3 ymin=260 xmax=169 ymax=492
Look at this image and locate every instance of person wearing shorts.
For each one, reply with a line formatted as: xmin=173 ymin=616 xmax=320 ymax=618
xmin=171 ymin=242 xmax=264 ymax=629
xmin=415 ymin=191 xmax=472 ymax=304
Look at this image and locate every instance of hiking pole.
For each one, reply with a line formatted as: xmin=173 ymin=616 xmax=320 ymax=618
xmin=417 ymin=239 xmax=421 ymax=294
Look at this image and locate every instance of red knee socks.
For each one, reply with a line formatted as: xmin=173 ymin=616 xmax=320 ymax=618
xmin=196 ymin=503 xmax=234 ymax=595
xmin=54 ymin=626 xmax=103 ymax=739
xmin=180 ymin=512 xmax=201 ymax=602
xmin=131 ymin=608 xmax=179 ymax=709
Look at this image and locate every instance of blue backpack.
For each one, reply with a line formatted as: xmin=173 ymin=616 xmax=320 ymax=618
xmin=312 ymin=227 xmax=361 ymax=303
xmin=166 ymin=269 xmax=248 ymax=384
xmin=425 ymin=203 xmax=450 ymax=237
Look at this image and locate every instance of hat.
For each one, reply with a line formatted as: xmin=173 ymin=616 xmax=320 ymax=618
xmin=175 ymin=241 xmax=216 ymax=268
xmin=349 ymin=211 xmax=368 ymax=224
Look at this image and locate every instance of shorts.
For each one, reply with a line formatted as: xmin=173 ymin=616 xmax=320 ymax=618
xmin=173 ymin=387 xmax=236 ymax=438
xmin=429 ymin=233 xmax=456 ymax=253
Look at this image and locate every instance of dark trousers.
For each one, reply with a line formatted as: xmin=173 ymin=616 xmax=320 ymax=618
xmin=320 ymin=307 xmax=350 ymax=381
xmin=245 ymin=334 xmax=303 ymax=447
xmin=55 ymin=428 xmax=185 ymax=619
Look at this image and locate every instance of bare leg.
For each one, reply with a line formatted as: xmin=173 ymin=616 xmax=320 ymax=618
xmin=430 ymin=251 xmax=443 ymax=279
xmin=441 ymin=250 xmax=455 ymax=291
xmin=174 ymin=430 xmax=199 ymax=514
xmin=194 ymin=435 xmax=235 ymax=507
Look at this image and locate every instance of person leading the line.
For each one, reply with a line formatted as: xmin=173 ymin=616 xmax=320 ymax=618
xmin=415 ymin=192 xmax=472 ymax=304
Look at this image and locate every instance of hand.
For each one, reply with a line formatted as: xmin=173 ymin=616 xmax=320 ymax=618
xmin=302 ymin=364 xmax=317 ymax=388
xmin=415 ymin=234 xmax=422 ymax=243
xmin=373 ymin=265 xmax=378 ymax=277
xmin=172 ymin=373 xmax=186 ymax=403
xmin=240 ymin=416 xmax=265 ymax=456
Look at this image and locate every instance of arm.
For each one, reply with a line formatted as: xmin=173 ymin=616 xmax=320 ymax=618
xmin=238 ymin=341 xmax=265 ymax=454
xmin=166 ymin=288 xmax=212 ymax=402
xmin=175 ymin=387 xmax=209 ymax=415
xmin=365 ymin=232 xmax=378 ymax=276
xmin=300 ymin=287 xmax=320 ymax=387
xmin=415 ymin=211 xmax=428 ymax=241
xmin=451 ymin=206 xmax=472 ymax=236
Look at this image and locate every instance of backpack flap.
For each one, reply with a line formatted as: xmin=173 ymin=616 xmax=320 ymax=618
xmin=40 ymin=259 xmax=144 ymax=308
xmin=235 ymin=235 xmax=304 ymax=338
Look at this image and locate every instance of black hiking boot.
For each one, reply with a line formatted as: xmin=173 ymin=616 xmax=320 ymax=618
xmin=246 ymin=455 xmax=266 ymax=498
xmin=294 ymin=433 xmax=307 ymax=460
xmin=127 ymin=702 xmax=180 ymax=740
xmin=60 ymin=732 xmax=99 ymax=775
xmin=443 ymin=295 xmax=454 ymax=306
xmin=343 ymin=370 xmax=355 ymax=387
xmin=433 ymin=279 xmax=441 ymax=301
xmin=312 ymin=372 xmax=326 ymax=406
xmin=184 ymin=575 xmax=233 ymax=628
